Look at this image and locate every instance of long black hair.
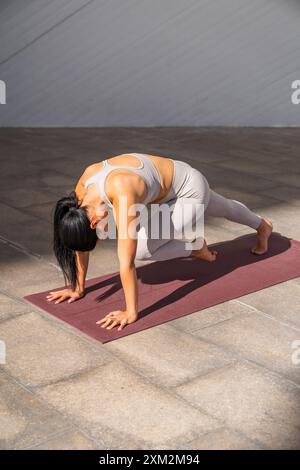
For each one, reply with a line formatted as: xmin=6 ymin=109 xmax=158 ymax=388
xmin=53 ymin=191 xmax=98 ymax=290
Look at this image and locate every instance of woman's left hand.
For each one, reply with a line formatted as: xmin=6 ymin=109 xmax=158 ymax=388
xmin=96 ymin=310 xmax=138 ymax=331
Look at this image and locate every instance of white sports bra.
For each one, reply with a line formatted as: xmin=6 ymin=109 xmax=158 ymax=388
xmin=84 ymin=153 xmax=162 ymax=208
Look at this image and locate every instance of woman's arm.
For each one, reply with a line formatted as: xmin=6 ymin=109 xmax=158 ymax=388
xmin=96 ymin=240 xmax=139 ymax=331
xmin=118 ymin=237 xmax=139 ymax=318
xmin=47 ymin=250 xmax=90 ymax=304
xmin=96 ymin=179 xmax=141 ymax=330
xmin=75 ymin=250 xmax=89 ymax=296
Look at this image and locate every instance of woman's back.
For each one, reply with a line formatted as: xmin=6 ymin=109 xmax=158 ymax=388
xmin=78 ymin=153 xmax=174 ymax=206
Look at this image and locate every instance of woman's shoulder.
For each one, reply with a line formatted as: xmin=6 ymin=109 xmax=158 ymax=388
xmin=78 ymin=153 xmax=129 ymax=186
xmin=81 ymin=162 xmax=104 ymax=180
xmin=74 ymin=162 xmax=104 ymax=201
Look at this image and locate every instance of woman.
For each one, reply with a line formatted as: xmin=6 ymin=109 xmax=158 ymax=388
xmin=47 ymin=153 xmax=273 ymax=331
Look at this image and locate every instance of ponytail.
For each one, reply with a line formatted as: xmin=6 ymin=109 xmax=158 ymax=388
xmin=53 ymin=191 xmax=98 ymax=290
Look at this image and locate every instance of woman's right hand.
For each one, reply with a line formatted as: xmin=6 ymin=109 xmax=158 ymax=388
xmin=46 ymin=288 xmax=84 ymax=304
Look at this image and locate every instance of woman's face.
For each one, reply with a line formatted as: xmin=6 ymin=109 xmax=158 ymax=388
xmin=94 ymin=202 xmax=110 ymax=240
xmin=83 ymin=201 xmax=108 ymax=229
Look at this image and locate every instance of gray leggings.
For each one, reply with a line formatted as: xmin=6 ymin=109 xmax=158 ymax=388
xmin=206 ymin=189 xmax=262 ymax=229
xmin=135 ymin=161 xmax=262 ymax=261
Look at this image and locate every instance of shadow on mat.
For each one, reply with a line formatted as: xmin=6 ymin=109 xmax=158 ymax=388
xmin=85 ymin=232 xmax=290 ymax=318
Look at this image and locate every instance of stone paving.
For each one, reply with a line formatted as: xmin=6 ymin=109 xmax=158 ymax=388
xmin=0 ymin=128 xmax=300 ymax=449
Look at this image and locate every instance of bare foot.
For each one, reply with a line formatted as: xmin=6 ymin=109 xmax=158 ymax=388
xmin=192 ymin=240 xmax=218 ymax=262
xmin=251 ymin=218 xmax=273 ymax=255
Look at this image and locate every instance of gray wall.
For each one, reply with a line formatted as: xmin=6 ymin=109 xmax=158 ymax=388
xmin=0 ymin=0 xmax=300 ymax=126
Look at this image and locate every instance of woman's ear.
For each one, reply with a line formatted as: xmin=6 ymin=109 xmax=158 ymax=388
xmin=89 ymin=202 xmax=108 ymax=229
xmin=90 ymin=214 xmax=101 ymax=230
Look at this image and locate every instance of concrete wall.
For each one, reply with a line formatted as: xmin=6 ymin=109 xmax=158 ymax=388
xmin=0 ymin=0 xmax=300 ymax=126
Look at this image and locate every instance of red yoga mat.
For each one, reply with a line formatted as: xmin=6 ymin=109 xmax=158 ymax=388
xmin=24 ymin=233 xmax=300 ymax=344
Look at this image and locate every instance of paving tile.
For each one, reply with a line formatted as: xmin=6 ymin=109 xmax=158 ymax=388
xmin=3 ymin=169 xmax=75 ymax=195
xmin=0 ymin=159 xmax=39 ymax=179
xmin=22 ymin=201 xmax=56 ymax=223
xmin=166 ymin=144 xmax=231 ymax=163
xmin=292 ymin=277 xmax=300 ymax=288
xmin=266 ymin=172 xmax=300 ymax=189
xmin=206 ymin=201 xmax=300 ymax=239
xmin=182 ymin=427 xmax=260 ymax=450
xmin=0 ymin=202 xmax=53 ymax=256
xmin=204 ymin=218 xmax=256 ymax=239
xmin=29 ymin=156 xmax=88 ymax=179
xmin=15 ymin=220 xmax=53 ymax=257
xmin=37 ymin=170 xmax=76 ymax=191
xmin=0 ymin=202 xmax=38 ymax=236
xmin=0 ymin=245 xmax=62 ymax=297
xmin=207 ymin=186 xmax=279 ymax=211
xmin=268 ymin=156 xmax=300 ymax=173
xmin=0 ymin=370 xmax=9 ymax=387
xmin=204 ymin=224 xmax=239 ymax=245
xmin=0 ymin=376 xmax=68 ymax=450
xmin=0 ymin=294 xmax=31 ymax=322
xmin=252 ymin=203 xmax=300 ymax=228
xmin=213 ymin=157 xmax=280 ymax=177
xmin=239 ymin=281 xmax=300 ymax=329
xmin=258 ymin=185 xmax=300 ymax=208
xmin=29 ymin=430 xmax=97 ymax=450
xmin=170 ymin=300 xmax=252 ymax=332
xmin=192 ymin=310 xmax=300 ymax=384
xmin=0 ymin=188 xmax=57 ymax=209
xmin=105 ymin=323 xmax=236 ymax=387
xmin=0 ymin=312 xmax=111 ymax=387
xmin=37 ymin=361 xmax=219 ymax=449
xmin=221 ymin=140 xmax=298 ymax=164
xmin=175 ymin=362 xmax=300 ymax=449
xmin=188 ymin=162 xmax=278 ymax=193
